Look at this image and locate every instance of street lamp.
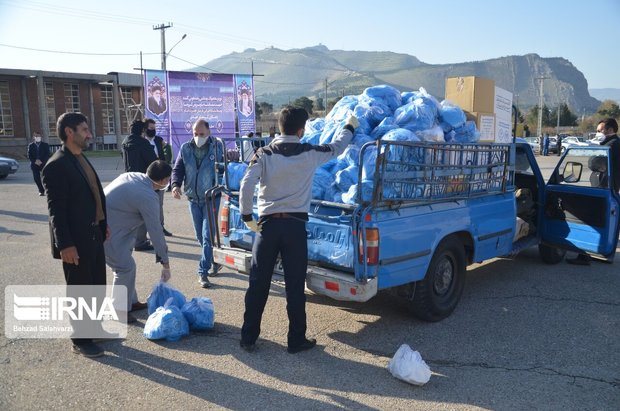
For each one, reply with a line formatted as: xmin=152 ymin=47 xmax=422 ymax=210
xmin=164 ymin=34 xmax=187 ymax=71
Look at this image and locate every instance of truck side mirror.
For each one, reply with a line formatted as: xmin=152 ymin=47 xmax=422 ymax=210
xmin=562 ymin=161 xmax=583 ymax=183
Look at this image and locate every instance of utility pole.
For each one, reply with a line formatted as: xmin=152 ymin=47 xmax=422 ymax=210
xmin=556 ymin=102 xmax=561 ymax=136
xmin=536 ymin=76 xmax=548 ymax=138
xmin=325 ymin=78 xmax=328 ymax=112
xmin=153 ymin=22 xmax=172 ymax=71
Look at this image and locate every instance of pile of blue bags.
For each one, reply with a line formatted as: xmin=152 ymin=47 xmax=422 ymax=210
xmin=224 ymin=84 xmax=480 ymax=205
xmin=144 ymin=282 xmax=215 ymax=341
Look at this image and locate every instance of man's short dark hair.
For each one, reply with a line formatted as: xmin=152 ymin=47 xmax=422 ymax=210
xmin=278 ymin=106 xmax=309 ymax=135
xmin=146 ymin=160 xmax=172 ymax=181
xmin=57 ymin=112 xmax=88 ymax=142
xmin=144 ymin=118 xmax=156 ymax=127
xmin=130 ymin=120 xmax=145 ymax=135
xmin=602 ymin=118 xmax=619 ymax=133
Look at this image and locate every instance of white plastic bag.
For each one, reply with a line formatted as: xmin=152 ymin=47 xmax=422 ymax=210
xmin=387 ymin=344 xmax=431 ymax=386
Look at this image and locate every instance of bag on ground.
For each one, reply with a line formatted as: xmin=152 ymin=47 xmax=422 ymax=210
xmin=181 ymin=297 xmax=215 ymax=331
xmin=147 ymin=281 xmax=187 ymax=315
xmin=144 ymin=297 xmax=190 ymax=341
xmin=387 ymin=344 xmax=431 ymax=386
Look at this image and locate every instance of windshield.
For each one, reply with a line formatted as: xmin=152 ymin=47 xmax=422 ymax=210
xmin=552 ymin=147 xmax=609 ymax=188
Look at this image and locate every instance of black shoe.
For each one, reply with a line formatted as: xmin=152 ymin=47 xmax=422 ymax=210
xmin=287 ymin=338 xmax=317 ymax=354
xmin=38 ymin=192 xmax=45 ymax=196
xmin=240 ymin=340 xmax=257 ymax=353
xmin=134 ymin=242 xmax=154 ymax=251
xmin=566 ymin=254 xmax=591 ymax=266
xmin=71 ymin=342 xmax=104 ymax=358
xmin=162 ymin=227 xmax=173 ymax=237
xmin=200 ymin=278 xmax=212 ymax=289
xmin=130 ymin=301 xmax=148 ymax=312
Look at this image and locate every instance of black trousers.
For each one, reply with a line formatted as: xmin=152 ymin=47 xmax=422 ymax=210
xmin=31 ymin=164 xmax=44 ymax=193
xmin=241 ymin=217 xmax=308 ymax=348
xmin=62 ymin=228 xmax=107 ymax=345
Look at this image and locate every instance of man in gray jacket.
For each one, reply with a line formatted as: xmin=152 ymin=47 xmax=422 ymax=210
xmin=238 ymin=107 xmax=358 ymax=353
xmin=105 ymin=160 xmax=172 ymax=322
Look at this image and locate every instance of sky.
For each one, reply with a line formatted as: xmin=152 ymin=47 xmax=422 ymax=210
xmin=0 ymin=0 xmax=618 ymax=89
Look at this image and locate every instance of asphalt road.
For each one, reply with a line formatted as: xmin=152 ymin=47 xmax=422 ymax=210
xmin=0 ymin=153 xmax=618 ymax=410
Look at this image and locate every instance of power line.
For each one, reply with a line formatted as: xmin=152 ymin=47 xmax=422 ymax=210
xmin=0 ymin=43 xmax=159 ymax=56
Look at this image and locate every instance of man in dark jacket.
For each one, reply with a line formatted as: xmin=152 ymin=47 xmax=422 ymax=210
xmin=144 ymin=118 xmax=172 ymax=236
xmin=567 ymin=118 xmax=620 ymax=266
xmin=41 ymin=112 xmax=111 ymax=358
xmin=27 ymin=131 xmax=50 ymax=196
xmin=122 ymin=120 xmax=158 ymax=250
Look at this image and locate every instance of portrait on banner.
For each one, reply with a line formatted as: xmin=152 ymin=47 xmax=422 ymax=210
xmin=147 ymin=77 xmax=167 ymax=116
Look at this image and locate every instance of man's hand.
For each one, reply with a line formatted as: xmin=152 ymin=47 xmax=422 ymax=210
xmin=244 ymin=220 xmax=261 ymax=233
xmin=345 ymin=115 xmax=359 ymax=129
xmin=161 ymin=268 xmax=171 ymax=282
xmin=105 ymin=225 xmax=111 ymax=241
xmin=34 ymin=160 xmax=42 ymax=166
xmin=172 ymin=186 xmax=182 ymax=199
xmin=60 ymin=246 xmax=79 ymax=265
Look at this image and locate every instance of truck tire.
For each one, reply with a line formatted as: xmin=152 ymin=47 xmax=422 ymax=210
xmin=538 ymin=243 xmax=566 ymax=264
xmin=410 ymin=236 xmax=466 ymax=322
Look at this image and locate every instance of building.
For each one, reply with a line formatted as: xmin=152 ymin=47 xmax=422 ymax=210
xmin=0 ymin=68 xmax=143 ymax=158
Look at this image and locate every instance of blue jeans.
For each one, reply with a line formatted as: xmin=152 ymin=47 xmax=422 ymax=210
xmin=188 ymin=199 xmax=219 ymax=280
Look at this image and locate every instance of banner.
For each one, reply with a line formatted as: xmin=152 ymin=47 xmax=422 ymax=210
xmin=144 ymin=70 xmax=238 ymax=156
xmin=234 ymin=75 xmax=256 ymax=137
xmin=144 ymin=70 xmax=170 ymax=145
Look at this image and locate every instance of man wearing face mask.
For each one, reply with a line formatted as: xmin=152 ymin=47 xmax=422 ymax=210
xmin=104 ymin=160 xmax=173 ymax=322
xmin=567 ymin=118 xmax=620 ymax=266
xmin=27 ymin=131 xmax=50 ymax=196
xmin=144 ymin=118 xmax=172 ymax=237
xmin=122 ymin=120 xmax=158 ymax=251
xmin=171 ymin=119 xmax=224 ymax=288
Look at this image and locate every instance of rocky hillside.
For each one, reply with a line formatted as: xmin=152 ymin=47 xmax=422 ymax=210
xmin=193 ymin=45 xmax=600 ymax=112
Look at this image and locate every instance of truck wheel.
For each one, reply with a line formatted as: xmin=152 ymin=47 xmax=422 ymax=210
xmin=538 ymin=244 xmax=566 ymax=264
xmin=410 ymin=236 xmax=466 ymax=322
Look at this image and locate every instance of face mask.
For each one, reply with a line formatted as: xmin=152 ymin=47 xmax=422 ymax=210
xmin=595 ymin=132 xmax=605 ymax=139
xmin=146 ymin=129 xmax=156 ymax=138
xmin=194 ymin=136 xmax=207 ymax=147
xmin=151 ymin=179 xmax=169 ymax=191
xmin=34 ymin=137 xmax=41 ymax=143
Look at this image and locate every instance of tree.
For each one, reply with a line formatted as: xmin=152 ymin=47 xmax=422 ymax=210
xmin=597 ymin=100 xmax=620 ymax=119
xmin=316 ymin=97 xmax=325 ymax=111
xmin=254 ymin=101 xmax=263 ymax=121
xmin=258 ymin=101 xmax=273 ymax=115
xmin=526 ymin=104 xmax=553 ymax=131
xmin=292 ymin=96 xmax=314 ymax=114
xmin=549 ymin=103 xmax=577 ymax=127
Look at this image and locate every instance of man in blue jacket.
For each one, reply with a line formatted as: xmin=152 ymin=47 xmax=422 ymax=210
xmin=27 ymin=131 xmax=50 ymax=195
xmin=171 ymin=119 xmax=223 ymax=288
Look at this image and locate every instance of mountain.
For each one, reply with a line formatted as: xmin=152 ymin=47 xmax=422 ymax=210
xmin=589 ymin=88 xmax=620 ymax=105
xmin=193 ymin=45 xmax=601 ymax=113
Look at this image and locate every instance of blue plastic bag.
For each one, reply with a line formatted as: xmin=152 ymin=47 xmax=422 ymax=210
xmin=181 ymin=297 xmax=215 ymax=331
xmin=439 ymin=100 xmax=466 ymax=129
xmin=226 ymin=162 xmax=248 ymax=191
xmin=452 ymin=121 xmax=481 ymax=143
xmin=394 ymin=98 xmax=437 ymax=132
xmin=335 ymin=165 xmax=359 ymax=192
xmin=370 ymin=116 xmax=397 ymax=140
xmin=144 ymin=298 xmax=190 ymax=342
xmin=300 ymin=130 xmax=321 ymax=145
xmin=415 ymin=125 xmax=445 ymax=142
xmin=147 ymin=282 xmax=187 ymax=315
xmin=305 ymin=118 xmax=325 ymax=134
xmin=325 ymin=96 xmax=358 ymax=122
xmin=360 ymin=85 xmax=402 ymax=112
xmin=312 ymin=167 xmax=335 ymax=199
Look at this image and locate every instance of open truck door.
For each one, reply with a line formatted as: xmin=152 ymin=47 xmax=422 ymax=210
xmin=540 ymin=146 xmax=620 ymax=262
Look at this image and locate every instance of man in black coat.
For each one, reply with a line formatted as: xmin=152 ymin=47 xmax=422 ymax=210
xmin=121 ymin=120 xmax=158 ymax=250
xmin=144 ymin=118 xmax=172 ymax=237
xmin=41 ymin=112 xmax=111 ymax=358
xmin=27 ymin=131 xmax=50 ymax=196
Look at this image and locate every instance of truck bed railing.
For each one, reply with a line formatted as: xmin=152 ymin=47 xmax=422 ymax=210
xmin=359 ymin=141 xmax=515 ymax=206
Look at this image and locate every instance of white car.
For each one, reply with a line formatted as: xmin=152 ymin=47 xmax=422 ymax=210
xmin=587 ymin=133 xmax=606 ymax=145
xmin=560 ymin=136 xmax=596 ymax=153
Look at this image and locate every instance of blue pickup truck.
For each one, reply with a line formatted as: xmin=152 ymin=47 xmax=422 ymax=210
xmin=206 ymin=140 xmax=619 ymax=321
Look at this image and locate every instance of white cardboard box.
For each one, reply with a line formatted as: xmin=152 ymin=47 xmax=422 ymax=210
xmin=494 ymin=86 xmax=513 ymax=143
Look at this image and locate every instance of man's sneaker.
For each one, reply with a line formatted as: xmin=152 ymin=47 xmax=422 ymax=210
xmin=162 ymin=227 xmax=173 ymax=237
xmin=134 ymin=241 xmax=154 ymax=252
xmin=71 ymin=342 xmax=104 ymax=358
xmin=199 ymin=277 xmax=213 ymax=289
xmin=287 ymin=338 xmax=317 ymax=354
xmin=210 ymin=263 xmax=222 ymax=277
xmin=566 ymin=254 xmax=591 ymax=266
xmin=240 ymin=340 xmax=257 ymax=353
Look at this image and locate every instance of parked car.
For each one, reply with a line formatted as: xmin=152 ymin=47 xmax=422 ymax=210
xmin=588 ymin=133 xmax=606 ymax=145
xmin=547 ymin=136 xmax=559 ymax=154
xmin=0 ymin=156 xmax=19 ymax=179
xmin=524 ymin=137 xmax=539 ymax=152
xmin=560 ymin=136 xmax=595 ymax=154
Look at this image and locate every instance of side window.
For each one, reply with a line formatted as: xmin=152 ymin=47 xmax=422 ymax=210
xmin=554 ymin=148 xmax=609 ymax=188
